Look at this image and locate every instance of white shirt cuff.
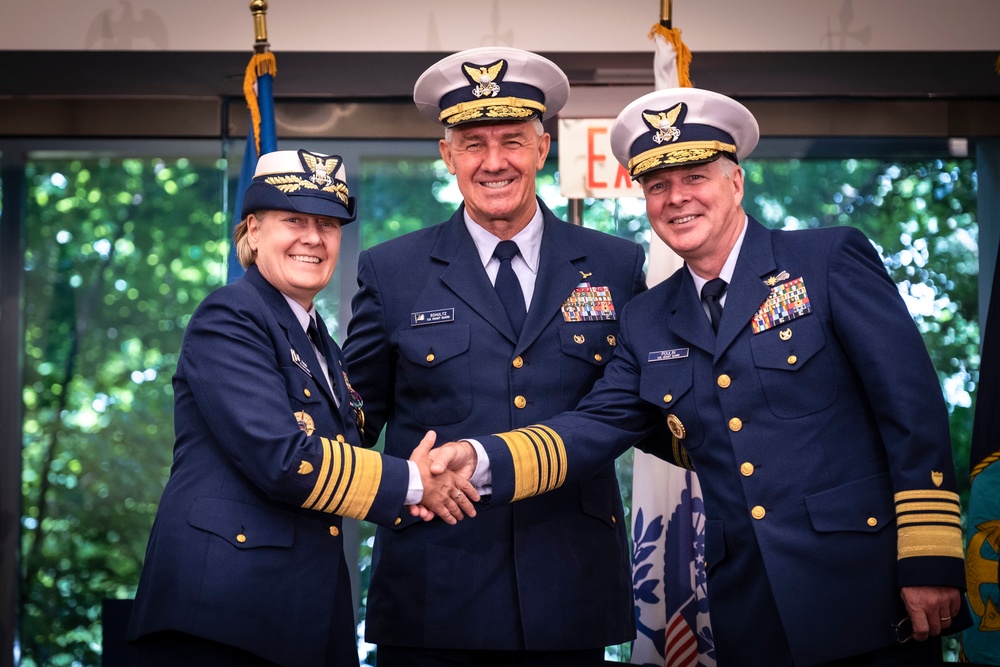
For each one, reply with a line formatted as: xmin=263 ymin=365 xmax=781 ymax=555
xmin=405 ymin=460 xmax=423 ymax=505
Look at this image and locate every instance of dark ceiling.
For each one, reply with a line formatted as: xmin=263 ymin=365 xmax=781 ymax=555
xmin=2 ymin=50 xmax=998 ymax=140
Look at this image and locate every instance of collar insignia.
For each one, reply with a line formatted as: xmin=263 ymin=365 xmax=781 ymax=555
xmin=463 ymin=59 xmax=505 ymax=98
xmin=643 ymin=103 xmax=684 ymax=145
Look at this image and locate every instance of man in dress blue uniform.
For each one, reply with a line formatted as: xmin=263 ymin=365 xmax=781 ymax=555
xmin=433 ymin=88 xmax=970 ymax=666
xmin=342 ymin=47 xmax=650 ymax=666
xmin=127 ymin=150 xmax=477 ymax=666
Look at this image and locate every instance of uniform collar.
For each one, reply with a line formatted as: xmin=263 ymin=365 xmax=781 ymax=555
xmin=463 ymin=201 xmax=543 ymax=275
xmin=282 ymin=294 xmax=316 ymax=334
xmin=688 ymin=214 xmax=748 ymax=298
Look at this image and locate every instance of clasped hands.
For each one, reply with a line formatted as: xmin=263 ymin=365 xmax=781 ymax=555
xmin=407 ymin=430 xmax=479 ymax=525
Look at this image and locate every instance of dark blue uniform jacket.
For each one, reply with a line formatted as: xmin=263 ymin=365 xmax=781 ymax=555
xmin=128 ymin=265 xmax=409 ymax=666
xmin=344 ymin=201 xmax=649 ymax=650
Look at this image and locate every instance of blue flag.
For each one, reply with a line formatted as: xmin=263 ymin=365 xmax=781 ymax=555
xmin=963 ymin=256 xmax=1000 ymax=663
xmin=228 ymin=51 xmax=277 ymax=283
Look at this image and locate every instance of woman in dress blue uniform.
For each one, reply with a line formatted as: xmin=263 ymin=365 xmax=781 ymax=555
xmin=127 ymin=149 xmax=477 ymax=666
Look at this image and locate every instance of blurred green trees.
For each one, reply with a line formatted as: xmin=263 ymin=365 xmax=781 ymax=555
xmin=20 ymin=156 xmax=225 ymax=665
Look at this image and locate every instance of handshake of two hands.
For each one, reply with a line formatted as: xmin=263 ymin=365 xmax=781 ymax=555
xmin=406 ymin=431 xmax=481 ymax=525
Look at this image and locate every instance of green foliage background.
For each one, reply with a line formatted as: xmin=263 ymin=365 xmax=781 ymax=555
xmin=16 ymin=153 xmax=978 ymax=666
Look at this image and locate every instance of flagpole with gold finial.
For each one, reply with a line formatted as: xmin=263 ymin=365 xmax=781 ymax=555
xmin=649 ymin=0 xmax=691 ymax=88
xmin=245 ymin=0 xmax=277 ymax=156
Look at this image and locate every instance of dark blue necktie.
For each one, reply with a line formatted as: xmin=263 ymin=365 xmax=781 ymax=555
xmin=308 ymin=315 xmax=340 ymax=403
xmin=701 ymin=277 xmax=728 ymax=333
xmin=493 ymin=240 xmax=526 ymax=336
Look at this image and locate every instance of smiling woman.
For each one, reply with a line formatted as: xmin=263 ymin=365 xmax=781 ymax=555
xmin=124 ymin=147 xmax=478 ymax=667
xmin=245 ymin=211 xmax=343 ymax=309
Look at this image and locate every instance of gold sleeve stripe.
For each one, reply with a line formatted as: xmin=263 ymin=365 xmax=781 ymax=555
xmin=898 ymin=524 xmax=965 ymax=559
xmin=497 ymin=425 xmax=567 ymax=502
xmin=320 ymin=441 xmax=351 ymax=514
xmin=895 ymin=489 xmax=960 ymax=503
xmin=530 ymin=425 xmax=567 ymax=492
xmin=894 ymin=489 xmax=964 ymax=561
xmin=301 ymin=437 xmax=382 ymax=520
xmin=331 ymin=447 xmax=382 ymax=520
xmin=896 ymin=513 xmax=962 ymax=527
xmin=314 ymin=438 xmax=347 ymax=513
xmin=896 ymin=501 xmax=961 ymax=514
xmin=302 ymin=436 xmax=334 ymax=509
xmin=519 ymin=426 xmax=556 ymax=494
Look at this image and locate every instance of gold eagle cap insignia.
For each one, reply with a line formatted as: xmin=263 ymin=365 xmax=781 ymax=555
xmin=464 ymin=60 xmax=504 ymax=98
xmin=643 ymin=103 xmax=683 ymax=144
xmin=300 ymin=151 xmax=340 ymax=187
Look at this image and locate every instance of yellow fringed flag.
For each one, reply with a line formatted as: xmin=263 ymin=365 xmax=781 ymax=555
xmin=648 ymin=24 xmax=692 ymax=90
xmin=243 ymin=51 xmax=277 ymax=157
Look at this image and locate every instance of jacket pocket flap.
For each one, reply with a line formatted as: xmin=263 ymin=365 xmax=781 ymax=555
xmin=558 ymin=323 xmax=618 ymax=366
xmin=638 ymin=358 xmax=693 ymax=405
xmin=579 ymin=477 xmax=622 ymax=528
xmin=188 ymin=496 xmax=295 ymax=549
xmin=805 ymin=473 xmax=894 ymax=533
xmin=750 ymin=316 xmax=825 ymax=370
xmin=398 ymin=324 xmax=470 ymax=367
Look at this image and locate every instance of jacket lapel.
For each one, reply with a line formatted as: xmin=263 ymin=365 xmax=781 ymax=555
xmin=715 ymin=217 xmax=777 ymax=357
xmin=435 ymin=206 xmax=520 ymax=343
xmin=244 ymin=265 xmax=339 ymax=406
xmin=517 ymin=203 xmax=588 ymax=353
xmin=665 ymin=269 xmax=717 ymax=356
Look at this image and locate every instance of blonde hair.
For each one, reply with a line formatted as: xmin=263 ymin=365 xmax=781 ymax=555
xmin=233 ymin=210 xmax=267 ymax=268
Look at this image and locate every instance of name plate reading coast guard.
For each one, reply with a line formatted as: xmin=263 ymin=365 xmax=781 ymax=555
xmin=411 ymin=308 xmax=456 ymax=327
xmin=648 ymin=348 xmax=689 ymax=363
